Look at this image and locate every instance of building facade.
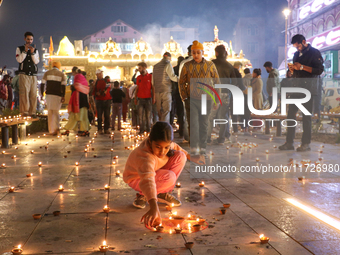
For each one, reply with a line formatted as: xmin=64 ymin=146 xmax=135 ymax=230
xmin=286 ymin=0 xmax=340 ymax=86
xmin=83 ymin=20 xmax=144 ymax=54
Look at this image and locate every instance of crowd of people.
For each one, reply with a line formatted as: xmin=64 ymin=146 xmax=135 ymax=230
xmin=8 ymin=31 xmax=327 ymax=228
xmin=7 ymin=32 xmax=325 ymax=152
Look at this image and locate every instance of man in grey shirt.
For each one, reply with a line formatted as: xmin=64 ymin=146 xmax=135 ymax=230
xmin=152 ymin=52 xmax=178 ymax=123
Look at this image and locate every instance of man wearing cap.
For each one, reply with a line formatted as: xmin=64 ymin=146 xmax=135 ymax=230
xmin=16 ymin=31 xmax=39 ymax=117
xmin=93 ymin=69 xmax=112 ymax=134
xmin=40 ymin=62 xmax=66 ymax=135
xmin=152 ymin=52 xmax=178 ymax=123
xmin=179 ymin=40 xmax=220 ymax=162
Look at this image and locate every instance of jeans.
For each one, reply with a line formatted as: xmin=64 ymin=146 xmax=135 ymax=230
xmin=95 ymin=100 xmax=111 ymax=131
xmin=137 ymin=98 xmax=152 ymax=133
xmin=111 ymin=103 xmax=122 ymax=130
xmin=155 ymin=92 xmax=172 ymax=123
xmin=286 ymin=96 xmax=314 ymax=145
xmin=230 ymin=97 xmax=244 ymax=132
xmin=170 ymin=89 xmax=185 ymax=136
xmin=185 ymin=98 xmax=211 ymax=155
xmin=152 ymin=102 xmax=158 ymax=124
xmin=217 ymin=104 xmax=231 ymax=142
xmin=130 ymin=99 xmax=138 ymax=127
xmin=14 ymin=91 xmax=19 ymax=109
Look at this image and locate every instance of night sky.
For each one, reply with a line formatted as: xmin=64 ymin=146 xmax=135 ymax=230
xmin=0 ymin=0 xmax=287 ymax=69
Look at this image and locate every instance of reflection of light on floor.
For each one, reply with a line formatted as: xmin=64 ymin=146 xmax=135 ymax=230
xmin=285 ymin=198 xmax=340 ymax=231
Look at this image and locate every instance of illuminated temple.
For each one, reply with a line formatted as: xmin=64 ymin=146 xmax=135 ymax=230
xmin=43 ymin=26 xmax=251 ymax=82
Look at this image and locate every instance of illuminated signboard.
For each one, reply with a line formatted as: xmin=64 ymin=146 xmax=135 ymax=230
xmin=299 ymin=0 xmax=338 ymax=21
xmin=287 ymin=25 xmax=340 ymax=59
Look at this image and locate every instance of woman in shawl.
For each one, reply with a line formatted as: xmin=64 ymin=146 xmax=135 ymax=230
xmin=61 ymin=67 xmax=90 ymax=136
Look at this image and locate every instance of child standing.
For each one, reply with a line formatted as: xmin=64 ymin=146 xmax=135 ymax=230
xmin=110 ymin=81 xmax=125 ymax=131
xmin=123 ymin=121 xmax=201 ymax=227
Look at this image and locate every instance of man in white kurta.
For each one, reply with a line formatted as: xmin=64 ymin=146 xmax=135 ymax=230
xmin=40 ymin=62 xmax=66 ymax=135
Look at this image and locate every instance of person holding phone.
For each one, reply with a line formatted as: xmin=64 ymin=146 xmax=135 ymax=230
xmin=16 ymin=31 xmax=39 ymax=117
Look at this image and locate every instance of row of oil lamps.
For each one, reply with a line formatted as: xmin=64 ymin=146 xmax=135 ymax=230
xmin=8 ymin=127 xmax=133 ymax=254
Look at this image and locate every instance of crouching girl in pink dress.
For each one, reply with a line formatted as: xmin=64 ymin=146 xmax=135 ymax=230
xmin=123 ymin=121 xmax=201 ymax=227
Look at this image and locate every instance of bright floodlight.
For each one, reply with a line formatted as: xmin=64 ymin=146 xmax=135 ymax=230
xmin=285 ymin=198 xmax=340 ymax=231
xmin=283 ymin=9 xmax=291 ymax=18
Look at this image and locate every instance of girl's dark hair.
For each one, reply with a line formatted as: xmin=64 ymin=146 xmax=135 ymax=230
xmin=253 ymin=68 xmax=262 ymax=76
xmin=72 ymin=66 xmax=78 ymax=73
xmin=149 ymin=122 xmax=174 ymax=157
xmin=77 ymin=69 xmax=82 ymax=74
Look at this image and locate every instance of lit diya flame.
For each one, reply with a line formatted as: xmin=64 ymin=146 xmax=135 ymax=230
xmin=75 ymin=162 xmax=79 ymax=166
xmin=199 ymin=181 xmax=205 ymax=187
xmin=112 ymin=161 xmax=116 ymax=165
xmin=2 ymin=151 xmax=5 ymax=154
xmin=259 ymin=234 xmax=264 ymax=239
xmin=38 ymin=162 xmax=42 ymax=167
xmin=114 ymin=155 xmax=119 ymax=159
xmin=59 ymin=185 xmax=64 ymax=191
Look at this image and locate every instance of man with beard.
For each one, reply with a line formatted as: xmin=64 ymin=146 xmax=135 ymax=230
xmin=279 ymin=34 xmax=324 ymax=152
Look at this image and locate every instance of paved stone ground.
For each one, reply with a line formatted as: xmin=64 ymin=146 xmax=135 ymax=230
xmin=0 ymin=126 xmax=340 ymax=255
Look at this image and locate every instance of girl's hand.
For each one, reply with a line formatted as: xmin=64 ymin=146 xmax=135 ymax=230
xmin=187 ymin=154 xmax=205 ymax=165
xmin=141 ymin=199 xmax=162 ymax=227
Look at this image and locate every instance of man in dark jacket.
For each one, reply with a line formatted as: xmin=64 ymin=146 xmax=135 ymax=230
xmin=16 ymin=31 xmax=39 ymax=117
xmin=231 ymin=61 xmax=246 ymax=133
xmin=264 ymin=61 xmax=280 ymax=108
xmin=279 ymin=34 xmax=324 ymax=152
xmin=207 ymin=45 xmax=237 ymax=144
xmin=110 ymin=81 xmax=125 ymax=131
xmin=170 ymin=56 xmax=185 ymax=137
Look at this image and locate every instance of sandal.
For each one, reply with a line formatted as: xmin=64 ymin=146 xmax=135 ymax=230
xmin=79 ymin=131 xmax=90 ymax=137
xmin=61 ymin=130 xmax=70 ymax=136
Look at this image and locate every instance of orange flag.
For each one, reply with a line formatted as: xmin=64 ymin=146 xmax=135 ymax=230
xmin=49 ymin=36 xmax=54 ymax=57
